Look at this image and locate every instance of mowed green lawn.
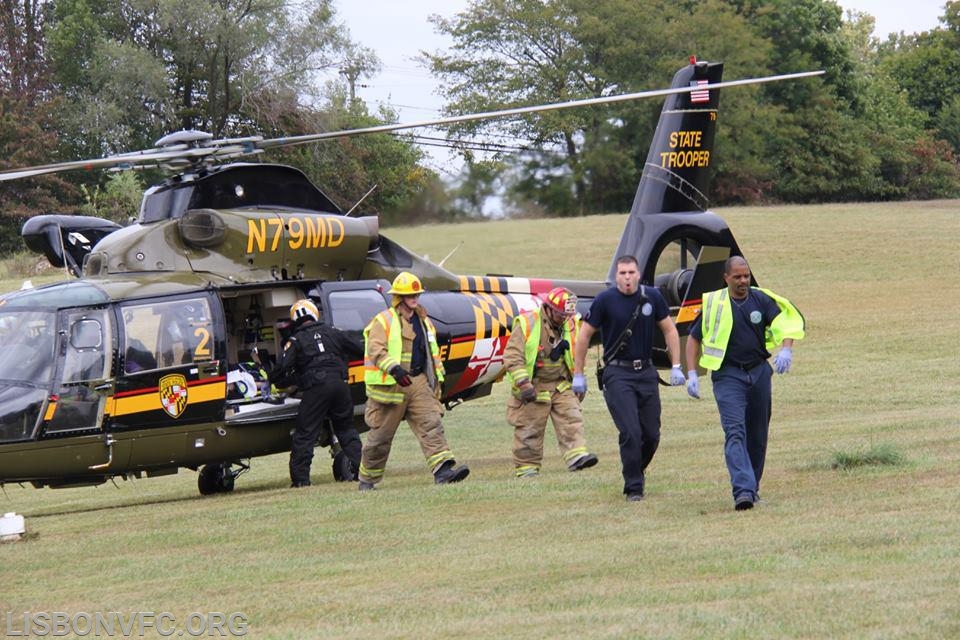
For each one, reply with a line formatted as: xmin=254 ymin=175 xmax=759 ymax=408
xmin=2 ymin=201 xmax=959 ymax=639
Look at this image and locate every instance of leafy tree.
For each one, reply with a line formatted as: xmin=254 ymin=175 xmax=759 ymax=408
xmin=427 ymin=0 xmax=682 ymax=216
xmin=0 ymin=1 xmax=82 ymax=252
xmin=262 ymin=93 xmax=440 ymax=225
xmin=936 ymin=94 xmax=960 ymax=153
xmin=46 ymin=0 xmax=369 ymax=155
xmin=78 ymin=171 xmax=143 ymax=223
xmin=878 ymin=1 xmax=960 ymax=123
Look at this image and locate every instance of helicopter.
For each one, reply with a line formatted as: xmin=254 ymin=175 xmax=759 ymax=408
xmin=0 ymin=58 xmax=822 ymax=495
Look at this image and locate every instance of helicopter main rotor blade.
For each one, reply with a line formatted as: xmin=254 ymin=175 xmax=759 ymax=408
xmin=0 ymin=143 xmax=260 ymax=182
xmin=0 ymin=69 xmax=823 ymax=182
xmin=259 ymin=70 xmax=825 ymax=149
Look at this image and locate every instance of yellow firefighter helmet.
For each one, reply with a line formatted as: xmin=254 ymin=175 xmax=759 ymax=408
xmin=388 ymin=272 xmax=424 ymax=296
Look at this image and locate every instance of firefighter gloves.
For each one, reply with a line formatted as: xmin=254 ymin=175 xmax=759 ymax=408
xmin=549 ymin=339 xmax=569 ymax=361
xmin=389 ymin=365 xmax=413 ymax=387
xmin=518 ymin=382 xmax=538 ymax=403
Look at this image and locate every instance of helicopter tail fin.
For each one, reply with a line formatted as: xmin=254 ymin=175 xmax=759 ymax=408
xmin=673 ymin=245 xmax=730 ymax=336
xmin=608 ymin=58 xmax=725 ymax=282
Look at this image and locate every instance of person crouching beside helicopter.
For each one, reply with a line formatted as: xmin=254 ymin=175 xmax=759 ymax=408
xmin=504 ymin=287 xmax=598 ymax=478
xmin=265 ymin=299 xmax=364 ymax=488
xmin=358 ymin=272 xmax=470 ymax=490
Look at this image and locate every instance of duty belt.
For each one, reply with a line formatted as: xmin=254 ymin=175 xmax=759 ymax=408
xmin=606 ymin=358 xmax=652 ymax=370
xmin=725 ymin=360 xmax=765 ymax=371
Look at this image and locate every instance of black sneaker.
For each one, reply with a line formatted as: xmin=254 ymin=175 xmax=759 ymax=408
xmin=735 ymin=495 xmax=754 ymax=510
xmin=434 ymin=460 xmax=470 ymax=484
xmin=625 ymin=492 xmax=644 ymax=502
xmin=290 ymin=480 xmax=311 ymax=488
xmin=568 ymin=453 xmax=599 ymax=471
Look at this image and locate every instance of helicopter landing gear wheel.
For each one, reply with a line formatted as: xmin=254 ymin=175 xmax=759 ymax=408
xmin=198 ymin=461 xmax=247 ymax=495
xmin=332 ymin=450 xmax=357 ymax=482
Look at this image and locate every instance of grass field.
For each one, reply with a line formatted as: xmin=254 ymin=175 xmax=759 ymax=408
xmin=1 ymin=200 xmax=959 ymax=639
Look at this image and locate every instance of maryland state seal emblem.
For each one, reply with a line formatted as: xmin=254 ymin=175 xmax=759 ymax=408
xmin=159 ymin=374 xmax=188 ymax=418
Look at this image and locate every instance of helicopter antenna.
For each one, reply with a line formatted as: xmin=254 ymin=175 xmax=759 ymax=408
xmin=344 ymin=185 xmax=378 ymax=217
xmin=56 ymin=222 xmax=72 ymax=278
xmin=438 ymin=241 xmax=464 ymax=268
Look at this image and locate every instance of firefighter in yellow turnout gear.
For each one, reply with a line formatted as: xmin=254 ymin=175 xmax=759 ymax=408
xmin=504 ymin=287 xmax=598 ymax=478
xmin=358 ymin=272 xmax=470 ymax=490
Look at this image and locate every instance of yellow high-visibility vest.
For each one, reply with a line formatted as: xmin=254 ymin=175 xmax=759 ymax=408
xmin=364 ymin=308 xmax=444 ymax=403
xmin=505 ymin=309 xmax=580 ymax=398
xmin=699 ymin=287 xmax=804 ymax=371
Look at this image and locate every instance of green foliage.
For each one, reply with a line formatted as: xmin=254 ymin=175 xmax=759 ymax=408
xmin=831 ymin=443 xmax=905 ymax=470
xmin=78 ymin=171 xmax=143 ymax=223
xmin=936 ymin=94 xmax=960 ymax=153
xmin=46 ymin=0 xmax=357 ymax=153
xmin=0 ymin=95 xmax=82 ymax=251
xmin=880 ymin=29 xmax=960 ymax=120
xmin=262 ymin=96 xmax=440 ymax=224
xmin=427 ymin=0 xmax=680 ymax=215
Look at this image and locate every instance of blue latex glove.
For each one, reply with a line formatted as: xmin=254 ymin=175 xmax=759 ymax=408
xmin=773 ymin=347 xmax=792 ymax=374
xmin=686 ymin=370 xmax=700 ymax=399
xmin=572 ymin=373 xmax=587 ymax=396
xmin=670 ymin=364 xmax=686 ymax=386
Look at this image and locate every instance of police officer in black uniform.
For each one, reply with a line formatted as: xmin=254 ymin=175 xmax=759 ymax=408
xmin=573 ymin=255 xmax=686 ymax=501
xmin=269 ymin=299 xmax=363 ymax=488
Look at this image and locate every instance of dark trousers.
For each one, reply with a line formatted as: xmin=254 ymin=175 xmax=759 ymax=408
xmin=601 ymin=365 xmax=661 ymax=495
xmin=290 ymin=376 xmax=362 ymax=484
xmin=711 ymin=362 xmax=772 ymax=502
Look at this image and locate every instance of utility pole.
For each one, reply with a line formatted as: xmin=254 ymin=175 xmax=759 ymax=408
xmin=339 ymin=65 xmax=361 ymax=104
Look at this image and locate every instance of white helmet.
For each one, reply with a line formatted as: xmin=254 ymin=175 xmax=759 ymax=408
xmin=290 ymin=299 xmax=319 ymax=322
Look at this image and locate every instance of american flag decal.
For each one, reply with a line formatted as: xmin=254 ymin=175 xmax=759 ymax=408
xmin=690 ymin=79 xmax=710 ymax=104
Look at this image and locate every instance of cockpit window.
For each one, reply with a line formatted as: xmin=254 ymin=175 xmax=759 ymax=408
xmin=0 ymin=310 xmax=57 ymax=384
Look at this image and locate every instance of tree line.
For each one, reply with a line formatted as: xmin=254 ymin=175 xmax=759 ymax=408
xmin=1 ymin=0 xmax=958 ymax=252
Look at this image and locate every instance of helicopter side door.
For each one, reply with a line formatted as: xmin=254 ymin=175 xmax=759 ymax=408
xmin=42 ymin=308 xmax=113 ymax=436
xmin=111 ymin=294 xmax=225 ymax=433
xmin=310 ymin=280 xmax=390 ymax=405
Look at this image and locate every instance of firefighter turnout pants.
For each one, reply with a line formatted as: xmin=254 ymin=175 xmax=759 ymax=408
xmin=507 ymin=386 xmax=588 ymax=474
xmin=359 ymin=374 xmax=455 ymax=485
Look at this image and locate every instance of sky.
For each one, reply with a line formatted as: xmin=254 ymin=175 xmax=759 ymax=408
xmin=333 ymin=0 xmax=950 ymax=178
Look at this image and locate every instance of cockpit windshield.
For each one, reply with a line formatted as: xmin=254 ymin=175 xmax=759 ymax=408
xmin=0 ymin=310 xmax=57 ymax=385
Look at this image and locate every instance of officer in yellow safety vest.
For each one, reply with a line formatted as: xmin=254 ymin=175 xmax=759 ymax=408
xmin=684 ymin=256 xmax=805 ymax=511
xmin=504 ymin=287 xmax=598 ymax=478
xmin=357 ymin=272 xmax=470 ymax=490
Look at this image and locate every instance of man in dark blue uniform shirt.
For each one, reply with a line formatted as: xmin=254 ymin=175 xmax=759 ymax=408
xmin=573 ymin=255 xmax=686 ymax=502
xmin=684 ymin=256 xmax=804 ymax=510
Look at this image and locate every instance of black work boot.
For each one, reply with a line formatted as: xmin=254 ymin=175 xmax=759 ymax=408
xmin=568 ymin=452 xmax=599 ymax=471
xmin=434 ymin=459 xmax=470 ymax=484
